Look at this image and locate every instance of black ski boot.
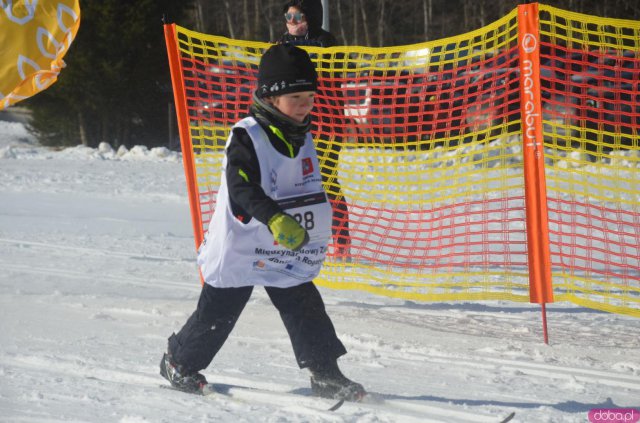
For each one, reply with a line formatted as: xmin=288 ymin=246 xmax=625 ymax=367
xmin=159 ymin=353 xmax=207 ymax=394
xmin=309 ymin=360 xmax=366 ymax=401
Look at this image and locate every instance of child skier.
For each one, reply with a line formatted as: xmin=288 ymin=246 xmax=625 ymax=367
xmin=160 ymin=43 xmax=365 ymax=401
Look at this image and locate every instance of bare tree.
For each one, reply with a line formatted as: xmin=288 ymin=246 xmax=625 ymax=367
xmin=194 ymin=0 xmax=204 ymax=32
xmin=223 ymin=1 xmax=236 ymax=39
xmin=423 ymin=0 xmax=431 ymax=41
xmin=254 ymin=0 xmax=261 ymax=41
xmin=352 ymin=1 xmax=359 ymax=45
xmin=243 ymin=0 xmax=250 ymax=40
xmin=359 ymin=0 xmax=371 ymax=46
xmin=378 ymin=0 xmax=386 ymax=46
xmin=335 ymin=0 xmax=348 ymax=44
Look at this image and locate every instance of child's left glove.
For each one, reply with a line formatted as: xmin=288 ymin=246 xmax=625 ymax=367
xmin=267 ymin=212 xmax=310 ymax=251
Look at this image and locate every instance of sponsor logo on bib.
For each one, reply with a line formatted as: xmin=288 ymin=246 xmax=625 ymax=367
xmin=302 ymin=157 xmax=313 ymax=176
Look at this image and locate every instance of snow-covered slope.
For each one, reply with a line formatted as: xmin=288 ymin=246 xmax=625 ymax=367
xmin=1 ymin=121 xmax=638 ymax=422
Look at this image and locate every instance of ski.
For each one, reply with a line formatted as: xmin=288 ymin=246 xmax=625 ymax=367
xmin=352 ymin=394 xmax=516 ymax=422
xmin=499 ymin=411 xmax=516 ymax=423
xmin=202 ymin=383 xmax=347 ymax=411
xmin=162 ymin=384 xmax=515 ymax=421
xmin=161 ymin=382 xmax=345 ymax=412
xmin=328 ymin=399 xmax=346 ymax=411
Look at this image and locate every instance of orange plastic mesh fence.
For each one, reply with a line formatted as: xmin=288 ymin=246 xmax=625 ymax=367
xmin=169 ymin=11 xmax=533 ymax=305
xmin=538 ymin=5 xmax=640 ymax=315
xmin=166 ymin=3 xmax=639 ymax=316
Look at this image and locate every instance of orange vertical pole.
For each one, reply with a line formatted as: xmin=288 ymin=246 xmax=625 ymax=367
xmin=163 ymin=24 xmax=204 ymax=252
xmin=517 ymin=3 xmax=554 ymax=344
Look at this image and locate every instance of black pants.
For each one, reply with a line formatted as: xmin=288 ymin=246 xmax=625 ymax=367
xmin=168 ymin=282 xmax=347 ymax=373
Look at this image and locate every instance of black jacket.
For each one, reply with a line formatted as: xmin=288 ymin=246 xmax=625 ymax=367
xmin=225 ymin=119 xmax=303 ymax=226
xmin=279 ymin=27 xmax=338 ymax=48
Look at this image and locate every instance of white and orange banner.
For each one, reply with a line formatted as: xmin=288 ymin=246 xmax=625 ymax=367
xmin=0 ymin=0 xmax=80 ymax=110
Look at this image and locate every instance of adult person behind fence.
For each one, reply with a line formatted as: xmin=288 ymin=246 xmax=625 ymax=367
xmin=278 ymin=0 xmax=351 ymax=259
xmin=159 ymin=43 xmax=366 ymax=402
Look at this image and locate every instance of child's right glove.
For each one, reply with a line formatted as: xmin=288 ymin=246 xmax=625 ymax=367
xmin=267 ymin=212 xmax=310 ymax=251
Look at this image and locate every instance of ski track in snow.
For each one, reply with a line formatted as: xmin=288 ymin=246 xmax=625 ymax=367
xmin=1 ymin=130 xmax=639 ymax=422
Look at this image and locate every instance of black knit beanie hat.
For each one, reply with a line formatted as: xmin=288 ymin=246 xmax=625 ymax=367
xmin=256 ymin=43 xmax=317 ymax=98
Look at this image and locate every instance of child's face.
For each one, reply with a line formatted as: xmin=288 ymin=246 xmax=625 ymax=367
xmin=271 ymin=91 xmax=315 ymax=123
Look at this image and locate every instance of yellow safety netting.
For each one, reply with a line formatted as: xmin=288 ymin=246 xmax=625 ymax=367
xmin=167 ymin=3 xmax=639 ymax=317
xmin=538 ymin=5 xmax=640 ymax=315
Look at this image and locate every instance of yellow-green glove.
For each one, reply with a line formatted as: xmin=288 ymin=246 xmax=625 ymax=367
xmin=267 ymin=212 xmax=309 ymax=251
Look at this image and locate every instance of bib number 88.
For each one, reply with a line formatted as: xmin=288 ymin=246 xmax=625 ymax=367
xmin=293 ymin=211 xmax=315 ymax=230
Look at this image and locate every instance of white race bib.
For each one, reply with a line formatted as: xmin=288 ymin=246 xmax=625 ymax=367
xmin=276 ymin=191 xmax=332 ymax=243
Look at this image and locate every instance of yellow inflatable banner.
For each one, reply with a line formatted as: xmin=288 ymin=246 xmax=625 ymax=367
xmin=0 ymin=0 xmax=80 ymax=110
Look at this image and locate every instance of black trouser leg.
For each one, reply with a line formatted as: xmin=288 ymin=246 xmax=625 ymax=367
xmin=265 ymin=282 xmax=347 ymax=369
xmin=328 ymin=190 xmax=350 ymax=247
xmin=168 ymin=284 xmax=253 ymax=372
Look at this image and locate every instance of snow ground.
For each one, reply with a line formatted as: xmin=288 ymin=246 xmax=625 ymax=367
xmin=0 ymin=120 xmax=639 ymax=422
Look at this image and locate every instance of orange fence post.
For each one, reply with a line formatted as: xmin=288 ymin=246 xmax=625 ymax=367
xmin=163 ymin=24 xmax=204 ymax=252
xmin=517 ymin=3 xmax=554 ymax=343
